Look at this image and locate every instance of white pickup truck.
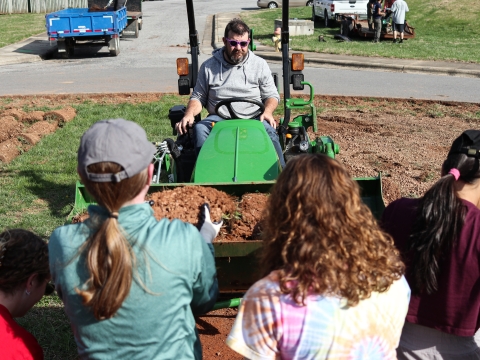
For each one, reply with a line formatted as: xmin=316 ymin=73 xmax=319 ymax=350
xmin=312 ymin=0 xmax=369 ymax=27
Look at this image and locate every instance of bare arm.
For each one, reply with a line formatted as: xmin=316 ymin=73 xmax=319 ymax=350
xmin=175 ymin=99 xmax=203 ymax=135
xmin=259 ymin=97 xmax=278 ymax=128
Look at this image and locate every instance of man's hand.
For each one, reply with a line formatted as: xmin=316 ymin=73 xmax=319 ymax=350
xmin=175 ymin=115 xmax=195 ymax=135
xmin=260 ymin=112 xmax=277 ymax=129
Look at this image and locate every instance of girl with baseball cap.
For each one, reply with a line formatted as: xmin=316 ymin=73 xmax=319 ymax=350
xmin=48 ymin=119 xmax=219 ymax=359
xmin=382 ymin=130 xmax=480 ymax=358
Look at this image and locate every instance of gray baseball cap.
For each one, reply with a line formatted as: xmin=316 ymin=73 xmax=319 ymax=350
xmin=78 ymin=119 xmax=156 ymax=183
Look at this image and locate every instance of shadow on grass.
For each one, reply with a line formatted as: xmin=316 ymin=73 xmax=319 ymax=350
xmin=16 ymin=304 xmax=78 ymax=360
xmin=17 ymin=169 xmax=76 ymax=219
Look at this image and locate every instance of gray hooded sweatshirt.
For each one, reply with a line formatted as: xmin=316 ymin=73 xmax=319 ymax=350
xmin=190 ymin=48 xmax=280 ymax=119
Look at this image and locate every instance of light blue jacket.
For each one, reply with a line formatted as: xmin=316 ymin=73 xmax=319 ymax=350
xmin=49 ymin=203 xmax=218 ymax=360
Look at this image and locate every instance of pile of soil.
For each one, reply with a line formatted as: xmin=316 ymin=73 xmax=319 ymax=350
xmin=0 ymin=106 xmax=76 ymax=163
xmin=73 ymin=186 xmax=270 ymax=241
xmin=150 ymin=187 xmax=269 ymax=241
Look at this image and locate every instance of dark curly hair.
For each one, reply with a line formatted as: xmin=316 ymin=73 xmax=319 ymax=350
xmin=261 ymin=154 xmax=405 ymax=306
xmin=0 ymin=229 xmax=49 ymax=295
xmin=224 ymin=18 xmax=250 ymax=38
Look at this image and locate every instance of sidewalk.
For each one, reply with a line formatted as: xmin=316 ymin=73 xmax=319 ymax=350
xmin=0 ymin=33 xmax=56 ymax=66
xmin=213 ymin=12 xmax=480 ymax=79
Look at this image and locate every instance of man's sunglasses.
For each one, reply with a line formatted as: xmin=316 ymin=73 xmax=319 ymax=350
xmin=225 ymin=38 xmax=250 ymax=48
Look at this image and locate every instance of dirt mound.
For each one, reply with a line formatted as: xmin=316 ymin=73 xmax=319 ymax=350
xmin=44 ymin=106 xmax=76 ymax=123
xmin=70 ymin=187 xmax=270 ymax=241
xmin=230 ymin=193 xmax=268 ymax=240
xmin=23 ymin=111 xmax=45 ymax=123
xmin=2 ymin=108 xmax=27 ymax=121
xmin=0 ymin=139 xmax=23 ymax=163
xmin=0 ymin=116 xmax=23 ymax=143
xmin=0 ymin=106 xmax=77 ymax=164
xmin=149 ymin=186 xmax=237 ymax=225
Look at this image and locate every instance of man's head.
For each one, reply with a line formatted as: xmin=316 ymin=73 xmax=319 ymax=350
xmin=223 ymin=19 xmax=250 ymax=65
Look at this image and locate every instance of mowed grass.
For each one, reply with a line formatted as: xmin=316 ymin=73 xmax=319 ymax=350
xmin=0 ymin=95 xmax=182 ymax=359
xmin=241 ymin=0 xmax=480 ymax=63
xmin=0 ymin=13 xmax=46 ymax=48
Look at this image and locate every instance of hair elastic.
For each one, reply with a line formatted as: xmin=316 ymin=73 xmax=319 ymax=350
xmin=109 ymin=212 xmax=119 ymax=219
xmin=448 ymin=168 xmax=460 ymax=181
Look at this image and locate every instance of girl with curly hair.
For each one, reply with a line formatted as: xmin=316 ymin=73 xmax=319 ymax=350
xmin=0 ymin=229 xmax=53 ymax=360
xmin=227 ymin=153 xmax=410 ymax=359
xmin=382 ymin=130 xmax=480 ymax=359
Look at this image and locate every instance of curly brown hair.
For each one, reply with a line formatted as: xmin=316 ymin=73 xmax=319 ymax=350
xmin=0 ymin=229 xmax=49 ymax=295
xmin=261 ymin=154 xmax=405 ymax=306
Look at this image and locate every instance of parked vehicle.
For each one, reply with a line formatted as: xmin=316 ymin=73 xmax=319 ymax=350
xmin=312 ymin=0 xmax=368 ymax=27
xmin=88 ymin=0 xmax=143 ymax=39
xmin=257 ymin=0 xmax=313 ymax=9
xmin=46 ymin=7 xmax=127 ymax=58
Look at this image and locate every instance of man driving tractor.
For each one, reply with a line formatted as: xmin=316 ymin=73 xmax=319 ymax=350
xmin=175 ymin=19 xmax=285 ymax=168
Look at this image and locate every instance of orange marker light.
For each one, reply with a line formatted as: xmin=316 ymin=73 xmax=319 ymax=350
xmin=211 ymin=122 xmax=215 ymax=127
xmin=291 ymin=53 xmax=304 ymax=71
xmin=286 ymin=133 xmax=292 ymax=139
xmin=176 ymin=58 xmax=189 ymax=76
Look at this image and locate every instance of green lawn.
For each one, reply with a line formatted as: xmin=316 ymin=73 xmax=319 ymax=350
xmin=0 ymin=13 xmax=46 ymax=48
xmin=241 ymin=0 xmax=480 ymax=63
xmin=1 ymin=95 xmax=181 ymax=359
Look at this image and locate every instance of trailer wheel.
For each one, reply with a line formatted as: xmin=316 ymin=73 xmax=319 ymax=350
xmin=138 ymin=19 xmax=143 ymax=31
xmin=109 ymin=36 xmax=120 ymax=56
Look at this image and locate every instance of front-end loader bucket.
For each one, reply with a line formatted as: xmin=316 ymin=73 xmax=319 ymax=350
xmin=70 ymin=175 xmax=384 ymax=293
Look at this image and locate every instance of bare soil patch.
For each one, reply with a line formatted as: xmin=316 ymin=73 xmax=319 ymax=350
xmin=0 ymin=104 xmax=77 ymax=164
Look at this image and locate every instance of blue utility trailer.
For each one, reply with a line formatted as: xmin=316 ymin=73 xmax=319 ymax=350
xmin=46 ymin=7 xmax=127 ymax=58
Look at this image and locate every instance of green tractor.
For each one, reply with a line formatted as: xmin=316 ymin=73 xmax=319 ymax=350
xmin=73 ymin=0 xmax=384 ymax=300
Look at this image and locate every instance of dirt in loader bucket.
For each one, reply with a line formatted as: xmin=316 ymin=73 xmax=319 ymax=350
xmin=72 ymin=186 xmax=269 ymax=241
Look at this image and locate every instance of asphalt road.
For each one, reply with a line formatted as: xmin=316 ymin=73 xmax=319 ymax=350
xmin=0 ymin=0 xmax=479 ymax=103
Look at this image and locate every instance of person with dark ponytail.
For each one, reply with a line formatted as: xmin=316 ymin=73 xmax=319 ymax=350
xmin=382 ymin=129 xmax=480 ymax=359
xmin=48 ymin=119 xmax=219 ymax=359
xmin=0 ymin=229 xmax=53 ymax=360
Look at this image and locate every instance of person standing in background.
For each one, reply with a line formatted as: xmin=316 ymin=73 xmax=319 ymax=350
xmin=367 ymin=0 xmax=376 ymax=31
xmin=372 ymin=0 xmax=384 ymax=43
xmin=391 ymin=0 xmax=409 ymax=43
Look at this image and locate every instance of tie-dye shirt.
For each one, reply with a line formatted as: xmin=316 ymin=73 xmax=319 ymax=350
xmin=227 ymin=271 xmax=410 ymax=360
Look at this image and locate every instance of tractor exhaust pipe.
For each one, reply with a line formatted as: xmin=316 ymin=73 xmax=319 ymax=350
xmin=186 ymin=0 xmax=199 ymax=88
xmin=281 ymin=0 xmax=291 ymax=127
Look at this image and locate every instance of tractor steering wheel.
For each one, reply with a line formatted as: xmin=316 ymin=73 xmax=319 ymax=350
xmin=214 ymin=98 xmax=265 ymax=120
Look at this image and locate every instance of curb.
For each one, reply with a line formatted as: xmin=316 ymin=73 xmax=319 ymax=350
xmin=0 ymin=33 xmax=57 ymax=66
xmin=258 ymin=51 xmax=480 ymax=78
